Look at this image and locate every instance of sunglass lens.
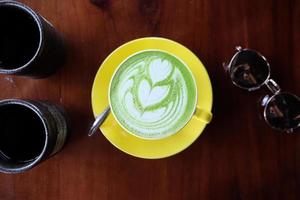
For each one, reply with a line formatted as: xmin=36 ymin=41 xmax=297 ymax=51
xmin=265 ymin=93 xmax=300 ymax=132
xmin=230 ymin=50 xmax=270 ymax=89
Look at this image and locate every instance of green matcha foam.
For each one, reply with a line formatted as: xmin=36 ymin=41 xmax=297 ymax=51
xmin=109 ymin=50 xmax=197 ymax=139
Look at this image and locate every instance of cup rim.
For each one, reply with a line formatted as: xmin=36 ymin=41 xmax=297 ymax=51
xmin=0 ymin=0 xmax=44 ymax=74
xmin=0 ymin=99 xmax=49 ymax=174
xmin=108 ymin=49 xmax=198 ymax=140
xmin=228 ymin=48 xmax=271 ymax=91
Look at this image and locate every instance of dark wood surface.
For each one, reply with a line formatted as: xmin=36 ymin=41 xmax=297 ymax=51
xmin=0 ymin=0 xmax=299 ymax=199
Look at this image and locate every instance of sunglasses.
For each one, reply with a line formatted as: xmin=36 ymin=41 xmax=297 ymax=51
xmin=223 ymin=46 xmax=300 ymax=133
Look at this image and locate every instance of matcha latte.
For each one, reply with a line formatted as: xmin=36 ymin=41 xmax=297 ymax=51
xmin=109 ymin=51 xmax=197 ymax=139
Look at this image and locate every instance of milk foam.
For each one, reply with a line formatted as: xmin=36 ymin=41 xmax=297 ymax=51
xmin=110 ymin=51 xmax=197 ymax=139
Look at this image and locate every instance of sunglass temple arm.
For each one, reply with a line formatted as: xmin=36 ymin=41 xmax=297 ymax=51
xmin=222 ymin=46 xmax=243 ymax=72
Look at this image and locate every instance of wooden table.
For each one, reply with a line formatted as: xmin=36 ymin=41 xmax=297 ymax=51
xmin=0 ymin=0 xmax=299 ymax=199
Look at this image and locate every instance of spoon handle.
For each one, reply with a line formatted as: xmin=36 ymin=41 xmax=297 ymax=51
xmin=88 ymin=107 xmax=110 ymax=137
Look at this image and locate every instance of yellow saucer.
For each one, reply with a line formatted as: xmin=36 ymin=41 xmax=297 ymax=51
xmin=91 ymin=37 xmax=213 ymax=159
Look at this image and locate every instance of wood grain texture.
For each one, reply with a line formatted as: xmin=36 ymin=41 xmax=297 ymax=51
xmin=0 ymin=0 xmax=299 ymax=199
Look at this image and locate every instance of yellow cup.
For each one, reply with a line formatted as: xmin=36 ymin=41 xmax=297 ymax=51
xmin=92 ymin=37 xmax=213 ymax=158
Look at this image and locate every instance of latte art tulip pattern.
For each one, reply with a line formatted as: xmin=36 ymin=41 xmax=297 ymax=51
xmin=110 ymin=51 xmax=197 ymax=139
